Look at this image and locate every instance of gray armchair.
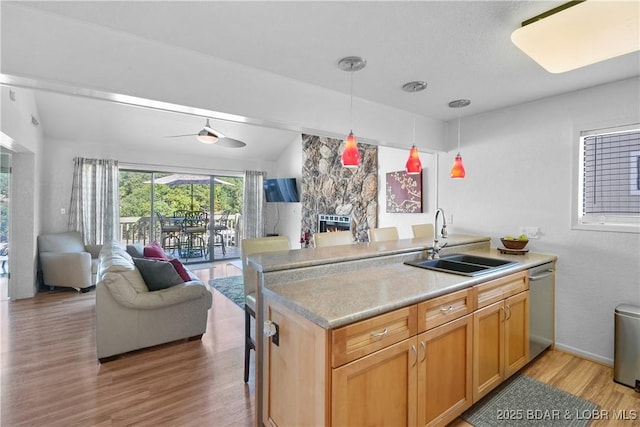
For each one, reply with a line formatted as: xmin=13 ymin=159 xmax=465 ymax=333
xmin=38 ymin=231 xmax=101 ymax=292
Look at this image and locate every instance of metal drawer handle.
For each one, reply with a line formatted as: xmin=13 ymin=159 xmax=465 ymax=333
xmin=440 ymin=305 xmax=453 ymax=314
xmin=529 ymin=269 xmax=554 ymax=281
xmin=411 ymin=345 xmax=418 ymax=367
xmin=370 ymin=328 xmax=388 ymax=338
xmin=420 ymin=341 xmax=427 ymax=363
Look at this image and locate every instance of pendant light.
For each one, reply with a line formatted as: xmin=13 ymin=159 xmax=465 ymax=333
xmin=448 ymin=99 xmax=471 ymax=179
xmin=338 ymin=56 xmax=366 ymax=169
xmin=406 ymin=117 xmax=422 ymax=174
xmin=401 ymin=81 xmax=427 ymax=175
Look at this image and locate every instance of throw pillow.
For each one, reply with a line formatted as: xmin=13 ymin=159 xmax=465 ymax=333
xmin=126 ymin=244 xmax=145 ymax=258
xmin=143 ymin=241 xmax=168 ymax=260
xmin=133 ymin=257 xmax=184 ymax=291
xmin=169 ymin=258 xmax=191 ymax=282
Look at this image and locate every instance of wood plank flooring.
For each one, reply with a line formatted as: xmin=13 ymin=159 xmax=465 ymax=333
xmin=1 ymin=262 xmax=254 ymax=427
xmin=1 ymin=262 xmax=638 ymax=426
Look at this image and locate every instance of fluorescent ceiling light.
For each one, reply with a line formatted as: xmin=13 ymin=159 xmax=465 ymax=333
xmin=511 ymin=0 xmax=640 ymax=73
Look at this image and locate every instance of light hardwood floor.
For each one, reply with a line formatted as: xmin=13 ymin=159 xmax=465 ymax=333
xmin=1 ymin=263 xmax=638 ymax=426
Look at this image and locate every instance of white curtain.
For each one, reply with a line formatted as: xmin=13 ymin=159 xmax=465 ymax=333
xmin=242 ymin=170 xmax=266 ymax=239
xmin=68 ymin=157 xmax=120 ymax=245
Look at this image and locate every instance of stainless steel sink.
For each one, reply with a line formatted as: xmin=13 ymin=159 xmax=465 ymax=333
xmin=404 ymin=253 xmax=518 ymax=276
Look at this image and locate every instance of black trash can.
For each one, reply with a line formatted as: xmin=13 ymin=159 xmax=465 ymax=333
xmin=614 ymin=304 xmax=640 ymax=391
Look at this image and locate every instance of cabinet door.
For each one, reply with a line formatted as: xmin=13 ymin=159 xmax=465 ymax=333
xmin=332 ymin=337 xmax=418 ymax=427
xmin=504 ymin=291 xmax=529 ymax=377
xmin=264 ymin=298 xmax=329 ymax=427
xmin=473 ymin=300 xmax=504 ymax=402
xmin=417 ymin=314 xmax=473 ymax=427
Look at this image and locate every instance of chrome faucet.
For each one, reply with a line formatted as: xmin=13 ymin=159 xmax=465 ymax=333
xmin=434 ymin=208 xmax=448 ymax=241
xmin=430 ymin=208 xmax=448 ymax=259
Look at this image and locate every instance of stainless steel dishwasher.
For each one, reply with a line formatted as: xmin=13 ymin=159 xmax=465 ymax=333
xmin=528 ymin=262 xmax=555 ymax=361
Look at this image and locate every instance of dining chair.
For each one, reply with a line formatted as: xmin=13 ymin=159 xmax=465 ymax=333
xmin=368 ymin=226 xmax=399 ymax=242
xmin=241 ymin=235 xmax=290 ymax=382
xmin=314 ymin=230 xmax=354 ymax=248
xmin=155 ymin=211 xmax=181 ymax=255
xmin=411 ymin=223 xmax=435 ymax=240
xmin=180 ymin=211 xmax=209 ymax=259
xmin=213 ymin=210 xmax=231 ymax=256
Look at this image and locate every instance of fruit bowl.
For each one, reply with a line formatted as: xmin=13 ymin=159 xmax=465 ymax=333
xmin=500 ymin=237 xmax=529 ymax=250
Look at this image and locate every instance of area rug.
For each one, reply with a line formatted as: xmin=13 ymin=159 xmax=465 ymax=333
xmin=462 ymin=374 xmax=599 ymax=427
xmin=209 ymin=275 xmax=244 ymax=308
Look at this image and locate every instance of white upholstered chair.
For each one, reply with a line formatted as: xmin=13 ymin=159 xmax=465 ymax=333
xmin=314 ymin=230 xmax=354 ymax=248
xmin=411 ymin=223 xmax=435 ymax=240
xmin=38 ymin=231 xmax=102 ymax=292
xmin=241 ymin=235 xmax=290 ymax=382
xmin=368 ymin=226 xmax=399 ymax=243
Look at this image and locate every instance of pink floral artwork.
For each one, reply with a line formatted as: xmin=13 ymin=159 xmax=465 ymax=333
xmin=386 ymin=170 xmax=423 ymax=213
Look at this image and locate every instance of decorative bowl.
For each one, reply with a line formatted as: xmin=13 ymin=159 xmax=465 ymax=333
xmin=500 ymin=238 xmax=528 ymax=250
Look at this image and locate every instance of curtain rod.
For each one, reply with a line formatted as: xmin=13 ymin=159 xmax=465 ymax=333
xmin=120 ymin=161 xmax=252 ymax=177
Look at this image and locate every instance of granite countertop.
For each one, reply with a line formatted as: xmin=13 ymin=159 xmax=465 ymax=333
xmin=262 ymin=248 xmax=556 ymax=330
xmin=248 ymin=234 xmax=490 ymax=273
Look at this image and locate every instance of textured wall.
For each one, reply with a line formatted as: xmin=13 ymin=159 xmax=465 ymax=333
xmin=301 ymin=134 xmax=378 ymax=242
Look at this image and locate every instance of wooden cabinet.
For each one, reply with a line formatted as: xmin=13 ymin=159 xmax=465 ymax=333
xmin=332 ymin=291 xmax=474 ymax=427
xmin=262 ymin=297 xmax=329 ymax=427
xmin=473 ymin=272 xmax=530 ymax=402
xmin=332 ymin=305 xmax=417 ymax=367
xmin=417 ymin=314 xmax=473 ymax=427
xmin=332 ymin=337 xmax=418 ymax=426
xmin=264 ymin=268 xmax=534 ymax=427
xmin=418 ymin=288 xmax=475 ymax=331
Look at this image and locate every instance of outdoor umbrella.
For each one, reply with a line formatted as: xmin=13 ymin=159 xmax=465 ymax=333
xmin=148 ymin=174 xmax=233 ymax=210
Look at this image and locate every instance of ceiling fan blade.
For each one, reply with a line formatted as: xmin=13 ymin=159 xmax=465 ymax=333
xmin=165 ymin=133 xmax=198 ymax=138
xmin=216 ymin=137 xmax=247 ymax=148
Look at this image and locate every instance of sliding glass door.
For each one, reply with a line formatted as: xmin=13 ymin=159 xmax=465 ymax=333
xmin=118 ymin=169 xmax=243 ymax=264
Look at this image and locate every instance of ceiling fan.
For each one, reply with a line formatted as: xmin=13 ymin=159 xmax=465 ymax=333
xmin=167 ymin=118 xmax=246 ymax=148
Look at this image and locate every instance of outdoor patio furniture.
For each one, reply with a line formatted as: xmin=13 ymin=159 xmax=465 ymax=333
xmin=212 ymin=210 xmax=230 ymax=256
xmin=179 ymin=211 xmax=209 ymax=259
xmin=156 ymin=211 xmax=181 ymax=255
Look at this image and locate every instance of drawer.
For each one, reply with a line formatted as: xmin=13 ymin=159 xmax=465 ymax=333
xmin=474 ymin=271 xmax=528 ymax=309
xmin=331 ymin=305 xmax=417 ymax=368
xmin=418 ymin=288 xmax=474 ymax=332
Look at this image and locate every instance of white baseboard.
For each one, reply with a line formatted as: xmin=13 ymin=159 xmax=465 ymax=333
xmin=554 ymin=342 xmax=613 ymax=367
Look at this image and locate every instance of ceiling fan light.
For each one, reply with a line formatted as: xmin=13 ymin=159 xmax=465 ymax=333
xmin=406 ymin=145 xmax=422 ymax=174
xmin=341 ymin=131 xmax=361 ymax=169
xmin=450 ymin=153 xmax=466 ymax=179
xmin=197 ymin=129 xmax=218 ymax=144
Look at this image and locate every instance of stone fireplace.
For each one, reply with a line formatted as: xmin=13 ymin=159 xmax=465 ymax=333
xmin=318 ymin=214 xmax=351 ymax=232
xmin=301 ymin=134 xmax=378 ymax=242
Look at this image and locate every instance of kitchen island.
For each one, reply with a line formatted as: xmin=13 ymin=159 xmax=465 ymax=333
xmin=248 ymin=235 xmax=557 ymax=427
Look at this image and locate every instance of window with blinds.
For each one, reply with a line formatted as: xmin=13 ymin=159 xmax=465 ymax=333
xmin=579 ymin=125 xmax=640 ymax=227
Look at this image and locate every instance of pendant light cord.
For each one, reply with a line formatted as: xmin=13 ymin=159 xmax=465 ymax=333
xmin=412 ymin=116 xmax=416 ymax=145
xmin=350 ymin=70 xmax=354 ymax=132
xmin=457 ymin=108 xmax=461 ymax=152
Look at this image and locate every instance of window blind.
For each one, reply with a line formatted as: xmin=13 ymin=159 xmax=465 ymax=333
xmin=582 ymin=129 xmax=640 ymax=219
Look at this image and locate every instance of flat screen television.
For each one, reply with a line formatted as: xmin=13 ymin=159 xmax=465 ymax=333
xmin=264 ymin=178 xmax=300 ymax=203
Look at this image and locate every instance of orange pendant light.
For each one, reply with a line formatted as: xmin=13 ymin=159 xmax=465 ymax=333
xmin=450 ymin=153 xmax=465 ymax=178
xmin=405 ymin=116 xmax=422 ymax=174
xmin=406 ymin=145 xmax=422 ymax=174
xmin=342 ymin=131 xmax=361 ymax=168
xmin=338 ymin=56 xmax=366 ymax=169
xmin=448 ymin=99 xmax=471 ymax=179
